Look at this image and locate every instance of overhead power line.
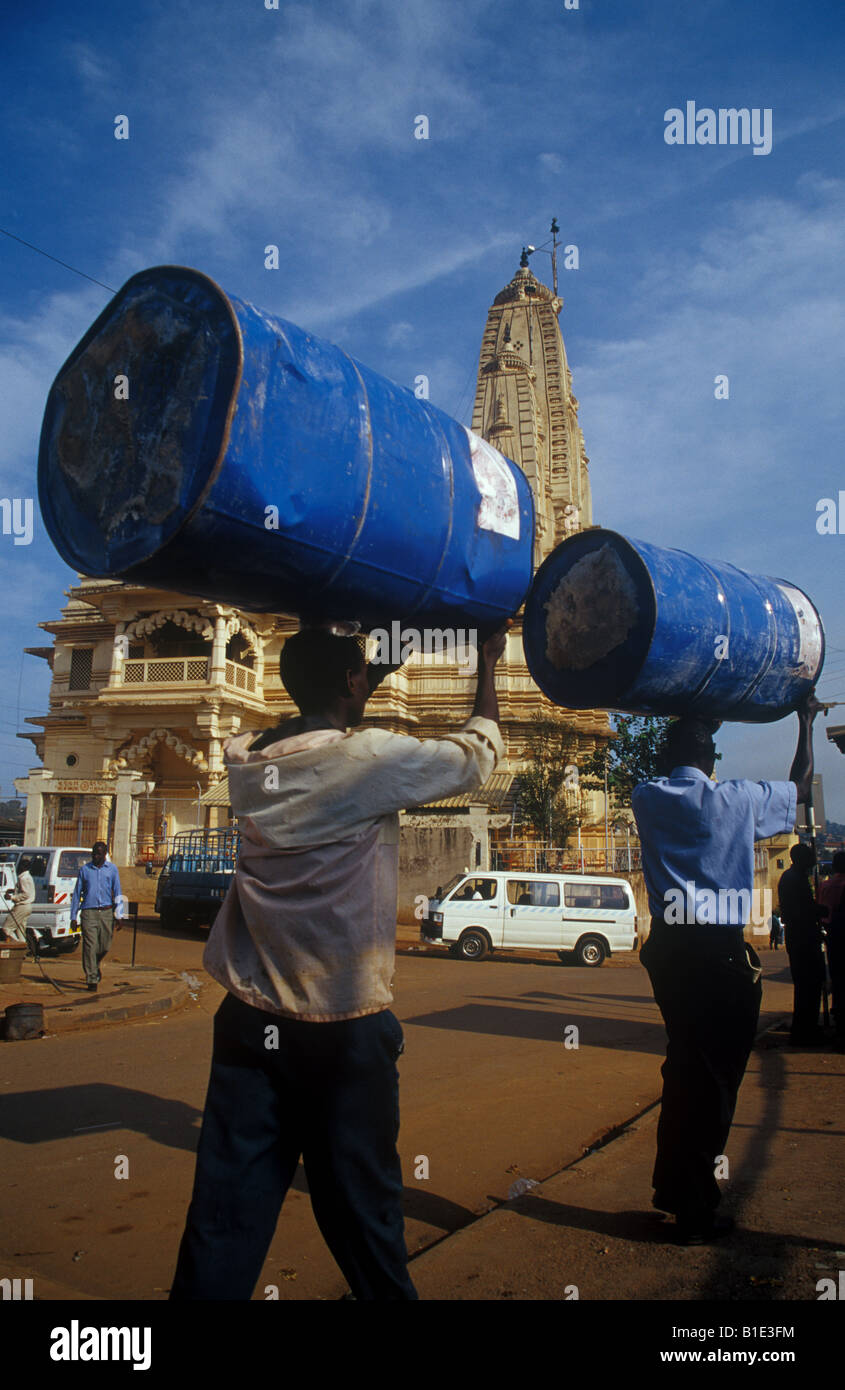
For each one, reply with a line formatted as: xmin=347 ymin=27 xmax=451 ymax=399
xmin=0 ymin=227 xmax=116 ymax=293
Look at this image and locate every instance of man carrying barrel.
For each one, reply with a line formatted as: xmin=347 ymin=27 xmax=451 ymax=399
xmin=632 ymin=692 xmax=820 ymax=1244
xmin=171 ymin=623 xmax=508 ymax=1301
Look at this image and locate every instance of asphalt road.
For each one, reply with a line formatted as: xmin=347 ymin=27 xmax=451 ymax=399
xmin=0 ymin=924 xmax=794 ymax=1301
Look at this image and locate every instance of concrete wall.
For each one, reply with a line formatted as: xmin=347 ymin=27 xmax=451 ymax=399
xmin=397 ymin=824 xmax=475 ymax=925
xmin=117 ymin=864 xmax=160 ymax=913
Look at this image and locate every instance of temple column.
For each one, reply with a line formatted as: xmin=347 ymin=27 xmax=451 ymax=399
xmin=210 ymin=615 xmax=227 ymax=687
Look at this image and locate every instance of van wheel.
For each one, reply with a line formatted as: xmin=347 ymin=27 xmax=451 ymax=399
xmin=457 ymin=930 xmax=489 ymax=961
xmin=575 ymin=936 xmax=606 ymax=968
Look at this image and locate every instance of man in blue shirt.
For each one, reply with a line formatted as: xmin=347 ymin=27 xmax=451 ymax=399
xmin=632 ymin=692 xmax=820 ymax=1244
xmin=70 ymin=841 xmax=123 ymax=992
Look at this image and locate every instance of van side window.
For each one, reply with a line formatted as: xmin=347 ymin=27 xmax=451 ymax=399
xmin=565 ymin=883 xmax=600 ymax=909
xmin=453 ymin=877 xmax=497 ymax=901
xmin=564 ymin=883 xmax=629 ymax=909
xmin=599 ymin=884 xmax=628 ymax=909
xmin=508 ymin=880 xmax=560 ymax=907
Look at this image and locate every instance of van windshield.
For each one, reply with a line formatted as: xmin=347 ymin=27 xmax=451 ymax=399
xmin=437 ymin=873 xmax=465 ymax=900
xmin=449 ymin=877 xmax=497 ymax=902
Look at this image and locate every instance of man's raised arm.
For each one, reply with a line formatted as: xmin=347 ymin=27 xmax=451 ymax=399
xmin=789 ymin=690 xmax=824 ymax=806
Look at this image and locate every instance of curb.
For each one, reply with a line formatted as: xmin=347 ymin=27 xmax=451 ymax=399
xmin=1 ymin=972 xmax=190 ymax=1037
xmin=408 ymin=1007 xmax=792 ymax=1272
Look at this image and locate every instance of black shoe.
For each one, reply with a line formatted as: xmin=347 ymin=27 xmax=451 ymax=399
xmin=652 ymin=1190 xmax=678 ymax=1215
xmin=87 ymin=982 xmax=98 ymax=992
xmin=789 ymin=1029 xmax=826 ymax=1046
xmin=675 ymin=1212 xmax=735 ymax=1246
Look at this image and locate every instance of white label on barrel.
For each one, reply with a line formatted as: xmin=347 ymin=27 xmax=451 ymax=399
xmin=777 ymin=583 xmax=823 ymax=678
xmin=464 ymin=428 xmax=520 ymax=540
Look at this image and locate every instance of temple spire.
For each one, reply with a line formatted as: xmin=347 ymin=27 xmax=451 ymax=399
xmin=470 ymin=252 xmax=593 ymax=563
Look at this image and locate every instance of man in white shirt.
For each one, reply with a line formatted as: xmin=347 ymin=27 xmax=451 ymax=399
xmin=171 ymin=623 xmax=508 ymax=1300
xmin=3 ymin=857 xmax=35 ymax=942
xmin=632 ymin=693 xmax=819 ymax=1244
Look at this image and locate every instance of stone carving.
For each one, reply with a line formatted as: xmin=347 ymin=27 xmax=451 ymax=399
xmin=109 ymin=727 xmax=208 ymax=773
xmin=124 ymin=610 xmax=213 ymax=642
xmin=223 ymin=615 xmax=262 ymax=654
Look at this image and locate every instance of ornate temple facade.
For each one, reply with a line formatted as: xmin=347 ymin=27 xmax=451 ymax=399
xmin=16 ymin=256 xmax=611 ymax=867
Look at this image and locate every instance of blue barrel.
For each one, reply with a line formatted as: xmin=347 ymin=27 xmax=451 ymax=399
xmin=38 ymin=266 xmax=534 ymax=627
xmin=523 ymin=528 xmax=824 ymax=722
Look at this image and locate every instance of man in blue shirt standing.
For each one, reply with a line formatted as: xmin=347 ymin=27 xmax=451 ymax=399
xmin=632 ymin=693 xmax=820 ymax=1244
xmin=70 ymin=841 xmax=123 ymax=992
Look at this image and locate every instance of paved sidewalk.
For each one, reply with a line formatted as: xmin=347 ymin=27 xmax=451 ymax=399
xmin=410 ymin=1024 xmax=845 ymax=1300
xmin=0 ymin=956 xmax=190 ymax=1037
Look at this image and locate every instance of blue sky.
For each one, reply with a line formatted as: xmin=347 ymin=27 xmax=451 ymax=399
xmin=2 ymin=0 xmax=845 ymax=813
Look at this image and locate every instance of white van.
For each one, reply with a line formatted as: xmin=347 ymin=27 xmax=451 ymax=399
xmin=422 ymin=870 xmax=638 ymax=966
xmin=0 ymin=846 xmax=91 ymax=954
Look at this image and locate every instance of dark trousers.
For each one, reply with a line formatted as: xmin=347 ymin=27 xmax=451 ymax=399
xmin=785 ymin=937 xmax=825 ymax=1040
xmin=827 ymin=928 xmax=845 ymax=1038
xmin=641 ymin=921 xmax=762 ymax=1221
xmin=170 ymin=992 xmax=417 ymax=1301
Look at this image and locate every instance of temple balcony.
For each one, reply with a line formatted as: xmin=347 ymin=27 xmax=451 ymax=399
xmin=108 ymin=655 xmax=259 ymax=697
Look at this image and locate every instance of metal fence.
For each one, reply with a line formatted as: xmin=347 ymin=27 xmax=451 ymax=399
xmin=131 ymin=797 xmax=210 ymax=866
xmin=42 ymin=794 xmax=109 ymax=849
xmin=491 ymin=840 xmax=642 ymax=875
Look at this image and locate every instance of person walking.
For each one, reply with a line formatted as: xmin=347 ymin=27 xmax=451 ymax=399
xmin=2 ymin=856 xmax=36 ymax=943
xmin=170 ymin=623 xmax=508 ymax=1301
xmin=778 ymin=843 xmax=826 ymax=1044
xmin=70 ymin=841 xmax=123 ymax=992
xmin=768 ymin=909 xmax=783 ymax=950
xmin=632 ymin=692 xmax=820 ymax=1244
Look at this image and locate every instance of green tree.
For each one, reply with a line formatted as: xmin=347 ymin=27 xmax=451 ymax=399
xmin=515 ymin=713 xmax=584 ymax=844
xmin=582 ymin=715 xmax=671 ymax=810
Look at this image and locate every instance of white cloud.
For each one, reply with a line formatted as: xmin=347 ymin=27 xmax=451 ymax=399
xmin=385 ymin=320 xmax=414 ymax=348
xmin=68 ymin=41 xmax=115 ymax=95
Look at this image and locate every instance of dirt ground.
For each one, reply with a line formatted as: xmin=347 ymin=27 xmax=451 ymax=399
xmin=0 ymin=919 xmax=806 ymax=1304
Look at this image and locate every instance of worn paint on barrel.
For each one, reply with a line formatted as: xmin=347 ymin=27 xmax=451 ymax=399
xmin=523 ymin=528 xmax=824 ymax=723
xmin=38 ymin=266 xmax=534 ymax=628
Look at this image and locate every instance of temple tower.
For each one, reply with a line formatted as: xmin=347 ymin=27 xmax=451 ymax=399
xmin=471 ymin=251 xmax=593 ymax=565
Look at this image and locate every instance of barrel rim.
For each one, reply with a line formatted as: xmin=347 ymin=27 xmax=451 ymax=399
xmin=38 ymin=264 xmax=244 ymax=576
xmin=523 ymin=527 xmax=658 ymax=708
xmin=768 ymin=575 xmax=826 ymax=688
